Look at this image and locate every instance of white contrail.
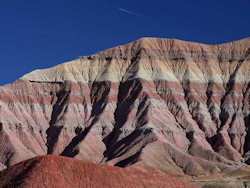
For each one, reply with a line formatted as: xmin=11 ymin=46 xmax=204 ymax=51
xmin=118 ymin=8 xmax=142 ymax=16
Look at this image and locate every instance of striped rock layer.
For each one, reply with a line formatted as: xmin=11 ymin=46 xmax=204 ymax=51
xmin=0 ymin=37 xmax=250 ymax=177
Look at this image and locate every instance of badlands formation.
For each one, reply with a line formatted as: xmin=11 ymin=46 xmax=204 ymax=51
xmin=0 ymin=37 xmax=250 ymax=186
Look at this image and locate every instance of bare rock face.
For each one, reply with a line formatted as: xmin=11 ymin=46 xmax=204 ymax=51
xmin=0 ymin=37 xmax=249 ymax=178
xmin=0 ymin=155 xmax=200 ymax=188
xmin=0 ymin=163 xmax=5 ymax=171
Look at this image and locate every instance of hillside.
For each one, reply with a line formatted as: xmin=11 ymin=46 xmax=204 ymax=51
xmin=0 ymin=37 xmax=249 ymax=180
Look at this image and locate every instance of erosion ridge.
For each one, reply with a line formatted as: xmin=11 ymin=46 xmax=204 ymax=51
xmin=20 ymin=37 xmax=250 ymax=83
xmin=0 ymin=37 xmax=249 ymax=181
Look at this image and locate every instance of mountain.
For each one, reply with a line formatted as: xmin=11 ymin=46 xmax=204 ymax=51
xmin=0 ymin=155 xmax=199 ymax=188
xmin=0 ymin=37 xmax=249 ymax=183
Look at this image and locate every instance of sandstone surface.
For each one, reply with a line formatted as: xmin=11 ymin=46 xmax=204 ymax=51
xmin=0 ymin=37 xmax=249 ymax=180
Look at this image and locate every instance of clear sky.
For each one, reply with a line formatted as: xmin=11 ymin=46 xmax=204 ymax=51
xmin=0 ymin=0 xmax=249 ymax=85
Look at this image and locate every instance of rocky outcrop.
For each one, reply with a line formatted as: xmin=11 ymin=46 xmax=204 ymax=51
xmin=0 ymin=155 xmax=200 ymax=188
xmin=0 ymin=163 xmax=5 ymax=171
xmin=0 ymin=37 xmax=249 ymax=178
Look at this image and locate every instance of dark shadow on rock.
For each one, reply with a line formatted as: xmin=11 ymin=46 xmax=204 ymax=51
xmin=219 ymin=61 xmax=244 ymax=128
xmin=46 ymin=82 xmax=71 ymax=154
xmin=102 ymin=51 xmax=143 ymax=149
xmin=102 ymin=92 xmax=155 ymax=164
xmin=0 ymin=122 xmax=2 ymax=133
xmin=2 ymin=159 xmax=38 ymax=187
xmin=114 ymin=150 xmax=142 ymax=167
xmin=104 ymin=128 xmax=153 ymax=161
xmin=60 ymin=125 xmax=92 ymax=157
xmin=46 ymin=125 xmax=63 ymax=154
xmin=100 ymin=52 xmax=157 ymax=164
xmin=60 ymin=81 xmax=111 ymax=158
xmin=102 ymin=79 xmax=143 ymax=153
xmin=244 ymin=114 xmax=250 ymax=157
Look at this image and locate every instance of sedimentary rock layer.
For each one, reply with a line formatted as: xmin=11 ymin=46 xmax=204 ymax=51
xmin=0 ymin=37 xmax=249 ymax=177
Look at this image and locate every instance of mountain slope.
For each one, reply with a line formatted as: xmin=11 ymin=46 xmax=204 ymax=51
xmin=0 ymin=37 xmax=249 ymax=177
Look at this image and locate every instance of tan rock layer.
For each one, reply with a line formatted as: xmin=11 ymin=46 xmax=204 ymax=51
xmin=20 ymin=38 xmax=250 ymax=83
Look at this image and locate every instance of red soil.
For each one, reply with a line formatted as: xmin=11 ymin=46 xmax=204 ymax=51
xmin=0 ymin=155 xmax=200 ymax=188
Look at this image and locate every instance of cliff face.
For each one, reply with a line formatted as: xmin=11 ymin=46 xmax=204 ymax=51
xmin=0 ymin=155 xmax=200 ymax=188
xmin=0 ymin=37 xmax=249 ymax=177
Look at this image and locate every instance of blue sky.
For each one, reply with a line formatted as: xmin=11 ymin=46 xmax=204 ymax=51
xmin=0 ymin=0 xmax=249 ymax=85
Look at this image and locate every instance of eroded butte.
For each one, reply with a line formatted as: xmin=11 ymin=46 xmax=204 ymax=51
xmin=0 ymin=37 xmax=250 ymax=187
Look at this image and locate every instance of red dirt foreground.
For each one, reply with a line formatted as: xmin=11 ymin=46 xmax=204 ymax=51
xmin=0 ymin=155 xmax=200 ymax=188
